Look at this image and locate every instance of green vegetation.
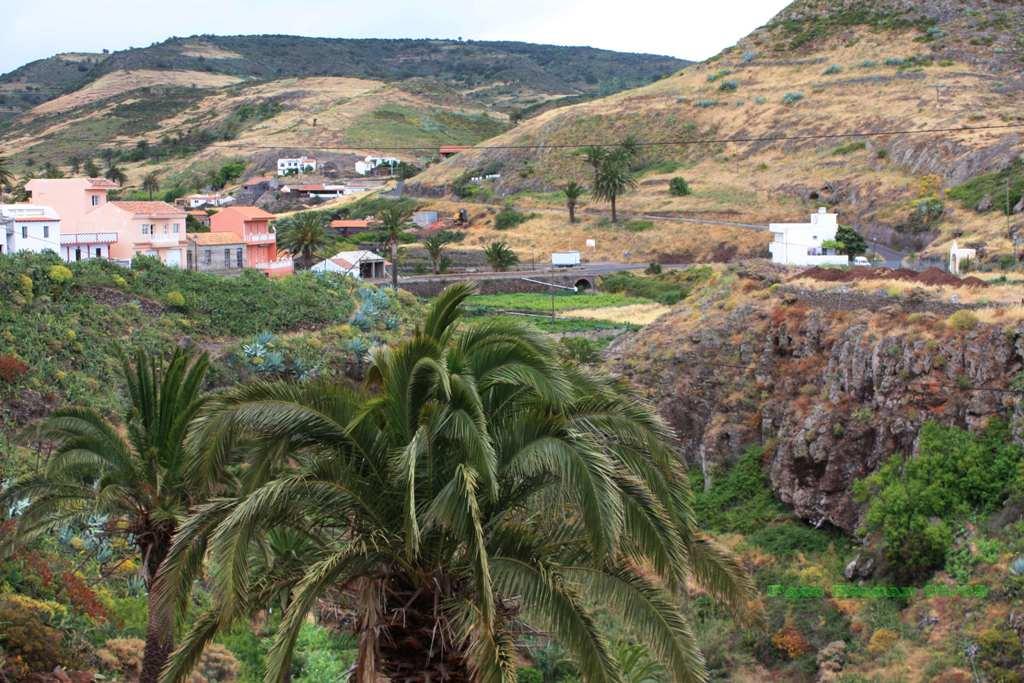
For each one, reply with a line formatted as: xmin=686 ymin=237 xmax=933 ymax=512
xmin=563 ymin=181 xmax=585 ymax=223
xmin=823 ymin=64 xmax=842 ymax=75
xmin=781 ymin=92 xmax=804 ymax=105
xmin=493 ymin=204 xmax=536 ymax=230
xmin=600 ymin=266 xmax=713 ymax=305
xmin=854 ymin=420 xmax=1024 ymax=580
xmin=948 ymin=159 xmax=1024 ymax=215
xmin=483 ymin=241 xmax=519 ymax=271
xmin=718 ymin=79 xmax=739 ymax=92
xmin=774 ymin=7 xmax=937 ymax=50
xmin=467 ymin=291 xmax=647 ymax=312
xmin=581 ymin=140 xmax=639 ymax=223
xmin=623 ymin=219 xmax=654 ymax=232
xmin=346 ymin=104 xmax=509 ymax=148
xmin=668 ymin=176 xmax=691 ymax=196
xmin=831 ymin=140 xmax=867 ymax=155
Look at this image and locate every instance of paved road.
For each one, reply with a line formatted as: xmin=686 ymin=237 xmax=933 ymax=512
xmin=400 ymin=262 xmax=652 ymax=284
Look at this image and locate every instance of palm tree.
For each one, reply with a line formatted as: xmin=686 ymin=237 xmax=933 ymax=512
xmin=377 ymin=203 xmax=413 ymax=288
xmin=157 ymin=284 xmax=756 ymax=683
xmin=423 ymin=232 xmax=450 ymax=273
xmin=143 ymin=172 xmax=161 ymax=200
xmin=1 ymin=349 xmax=214 ymax=683
xmin=0 ymin=156 xmax=15 ymax=203
xmin=563 ymin=182 xmax=585 ymax=223
xmin=483 ymin=241 xmax=519 ymax=271
xmin=105 ymin=164 xmax=127 ymax=185
xmin=592 ymin=151 xmax=637 ymax=223
xmin=278 ymin=212 xmax=330 ymax=270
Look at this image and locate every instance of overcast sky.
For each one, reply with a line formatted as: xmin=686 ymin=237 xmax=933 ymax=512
xmin=3 ymin=0 xmax=790 ymax=74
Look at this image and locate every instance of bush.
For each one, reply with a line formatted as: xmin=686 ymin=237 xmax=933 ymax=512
xmin=559 ymin=337 xmax=600 ymax=365
xmin=782 ymin=92 xmax=804 ymax=105
xmin=645 ymin=262 xmax=662 ymax=275
xmin=976 ymin=627 xmax=1024 ymax=681
xmin=494 ymin=205 xmax=533 ymax=230
xmin=47 ymin=264 xmax=73 ymax=284
xmin=623 ymin=219 xmax=654 ymax=232
xmin=97 ymin=638 xmax=144 ymax=678
xmin=0 ymin=595 xmax=72 ymax=677
xmin=669 ymin=177 xmax=691 ymax=196
xmin=823 ymin=64 xmax=842 ymax=75
xmin=854 ymin=420 xmax=1024 ymax=580
xmin=747 ymin=522 xmax=831 ymax=558
xmin=867 ymin=628 xmax=900 ymax=656
xmin=831 ymin=141 xmax=867 ymax=155
xmin=517 ymin=667 xmax=544 ymax=683
xmin=693 ymin=446 xmax=786 ymax=534
xmin=0 ymin=354 xmax=29 ymax=383
xmin=165 ymin=290 xmax=187 ymax=309
xmin=718 ymin=79 xmax=739 ymax=92
xmin=946 ymin=310 xmax=979 ymax=332
xmin=601 ymin=267 xmax=711 ymax=305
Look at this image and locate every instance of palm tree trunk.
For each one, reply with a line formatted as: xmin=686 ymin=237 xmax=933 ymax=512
xmin=138 ymin=530 xmax=174 ymax=683
xmin=569 ymin=203 xmax=576 ymax=223
xmin=611 ymin=195 xmax=618 ymax=223
xmin=390 ymin=239 xmax=398 ymax=289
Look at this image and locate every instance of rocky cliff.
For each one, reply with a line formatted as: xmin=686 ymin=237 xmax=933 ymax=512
xmin=607 ymin=265 xmax=1024 ymax=534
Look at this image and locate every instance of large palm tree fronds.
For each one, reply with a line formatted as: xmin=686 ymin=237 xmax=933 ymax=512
xmin=158 ymin=284 xmax=757 ymax=683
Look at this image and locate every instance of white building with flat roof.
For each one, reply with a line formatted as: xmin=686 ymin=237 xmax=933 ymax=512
xmin=311 ymin=250 xmax=388 ymax=280
xmin=354 ymin=155 xmax=400 ymax=176
xmin=276 ymin=156 xmax=317 ymax=176
xmin=1 ymin=204 xmax=61 ymax=256
xmin=769 ymin=207 xmax=848 ymax=266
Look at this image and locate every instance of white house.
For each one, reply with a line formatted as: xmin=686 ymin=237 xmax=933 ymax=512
xmin=769 ymin=208 xmax=848 ymax=266
xmin=949 ymin=240 xmax=976 ymax=275
xmin=0 ymin=204 xmax=61 ymax=256
xmin=177 ymin=193 xmax=236 ymax=209
xmin=276 ymin=156 xmax=318 ymax=176
xmin=354 ymin=156 xmax=400 ymax=176
xmin=311 ymin=250 xmax=388 ymax=280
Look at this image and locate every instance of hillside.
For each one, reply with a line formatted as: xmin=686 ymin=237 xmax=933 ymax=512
xmin=0 ymin=35 xmax=687 ymax=121
xmin=411 ymin=0 xmax=1024 ymax=261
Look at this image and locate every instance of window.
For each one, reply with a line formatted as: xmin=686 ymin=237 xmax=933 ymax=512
xmin=204 ymin=249 xmax=212 ymax=265
xmin=43 ymin=225 xmax=49 ymax=238
xmin=21 ymin=226 xmax=27 ymax=239
xmin=163 ymin=224 xmax=169 ymax=234
xmin=172 ymin=223 xmax=180 ymax=233
xmin=91 ymin=195 xmax=99 ymax=206
xmin=224 ymin=248 xmax=232 ymax=267
xmin=95 ymin=248 xmax=102 ymax=258
xmin=236 ymin=248 xmax=243 ymax=268
xmin=141 ymin=224 xmax=152 ymax=236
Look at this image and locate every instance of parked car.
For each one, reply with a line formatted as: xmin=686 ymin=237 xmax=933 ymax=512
xmin=852 ymin=256 xmax=871 ymax=267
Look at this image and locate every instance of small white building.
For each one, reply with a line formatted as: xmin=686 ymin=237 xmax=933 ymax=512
xmin=949 ymin=240 xmax=976 ymax=275
xmin=178 ymin=193 xmax=236 ymax=209
xmin=277 ymin=156 xmax=318 ymax=176
xmin=769 ymin=207 xmax=848 ymax=266
xmin=354 ymin=156 xmax=400 ymax=176
xmin=311 ymin=250 xmax=388 ymax=280
xmin=1 ymin=204 xmax=61 ymax=256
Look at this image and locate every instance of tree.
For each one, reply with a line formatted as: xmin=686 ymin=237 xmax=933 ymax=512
xmin=835 ymin=225 xmax=867 ymax=257
xmin=563 ymin=181 xmax=585 ymax=223
xmin=0 ymin=156 xmax=14 ymax=203
xmin=423 ymin=232 xmax=451 ymax=274
xmin=1 ymin=350 xmax=214 ymax=683
xmin=484 ymin=241 xmax=519 ymax=271
xmin=278 ymin=212 xmax=330 ymax=270
xmin=83 ymin=159 xmax=101 ymax=177
xmin=377 ymin=203 xmax=413 ymax=288
xmin=68 ymin=156 xmax=82 ymax=174
xmin=42 ymin=162 xmax=64 ymax=179
xmin=157 ymin=284 xmax=756 ymax=683
xmin=581 ymin=143 xmax=638 ymax=223
xmin=105 ymin=165 xmax=127 ymax=185
xmin=143 ymin=172 xmax=160 ymax=200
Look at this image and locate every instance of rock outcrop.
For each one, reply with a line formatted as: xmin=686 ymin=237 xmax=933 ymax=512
xmin=608 ymin=272 xmax=1024 ymax=533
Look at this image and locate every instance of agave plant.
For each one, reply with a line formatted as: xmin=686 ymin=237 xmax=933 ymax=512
xmin=157 ymin=284 xmax=755 ymax=683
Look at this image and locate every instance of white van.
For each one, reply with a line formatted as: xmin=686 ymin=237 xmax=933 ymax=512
xmin=852 ymin=256 xmax=871 ymax=267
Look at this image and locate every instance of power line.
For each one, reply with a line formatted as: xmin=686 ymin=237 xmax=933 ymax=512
xmin=9 ymin=122 xmax=1024 ymax=154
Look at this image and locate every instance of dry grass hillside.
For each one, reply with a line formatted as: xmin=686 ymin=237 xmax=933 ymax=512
xmin=412 ymin=0 xmax=1024 ymax=261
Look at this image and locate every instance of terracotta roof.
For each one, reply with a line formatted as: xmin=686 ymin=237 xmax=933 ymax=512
xmin=331 ymin=257 xmax=355 ymax=269
xmin=187 ymin=231 xmax=243 ymax=245
xmin=10 ymin=216 xmax=57 ymax=222
xmin=330 ymin=219 xmax=370 ymax=229
xmin=110 ymin=201 xmax=184 ymax=216
xmin=439 ymin=145 xmax=470 ymax=154
xmin=222 ymin=206 xmax=275 ymax=220
xmin=87 ymin=177 xmax=120 ymax=188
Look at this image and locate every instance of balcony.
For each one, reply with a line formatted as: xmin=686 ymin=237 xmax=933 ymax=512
xmin=61 ymin=232 xmax=118 ymax=245
xmin=252 ymin=257 xmax=293 ymax=271
xmin=245 ymin=231 xmax=276 ymax=243
xmin=138 ymin=232 xmax=182 ymax=245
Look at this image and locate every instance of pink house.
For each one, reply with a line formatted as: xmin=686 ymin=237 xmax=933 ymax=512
xmin=209 ymin=206 xmax=293 ymax=277
xmin=25 ymin=177 xmax=120 ymax=263
xmin=25 ymin=178 xmax=187 ymax=267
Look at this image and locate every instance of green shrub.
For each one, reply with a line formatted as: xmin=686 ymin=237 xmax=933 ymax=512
xmin=782 ymin=92 xmax=804 ymax=105
xmin=47 ymin=264 xmax=73 ymax=284
xmin=823 ymin=64 xmax=842 ymax=75
xmin=694 ymin=99 xmax=719 ymax=108
xmin=946 ymin=310 xmax=979 ymax=332
xmin=693 ymin=446 xmax=786 ymax=534
xmin=669 ymin=177 xmax=691 ymax=196
xmin=0 ymin=595 xmax=74 ymax=677
xmin=718 ymin=79 xmax=739 ymax=92
xmin=831 ymin=141 xmax=867 ymax=155
xmin=600 ymin=267 xmax=711 ymax=305
xmin=623 ymin=219 xmax=654 ymax=232
xmin=747 ymin=522 xmax=832 ymax=558
xmin=517 ymin=667 xmax=544 ymax=683
xmin=976 ymin=627 xmax=1024 ymax=682
xmin=493 ymin=205 xmax=533 ymax=230
xmin=165 ymin=290 xmax=187 ymax=309
xmin=854 ymin=420 xmax=1024 ymax=580
xmin=948 ymin=160 xmax=1024 ymax=215
xmin=559 ymin=337 xmax=601 ymax=365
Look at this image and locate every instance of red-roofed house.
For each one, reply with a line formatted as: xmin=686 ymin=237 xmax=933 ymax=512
xmin=439 ymin=145 xmax=470 ymax=158
xmin=209 ymin=206 xmax=293 ymax=277
xmin=328 ymin=219 xmax=373 ymax=237
xmin=310 ymin=250 xmax=387 ymax=280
